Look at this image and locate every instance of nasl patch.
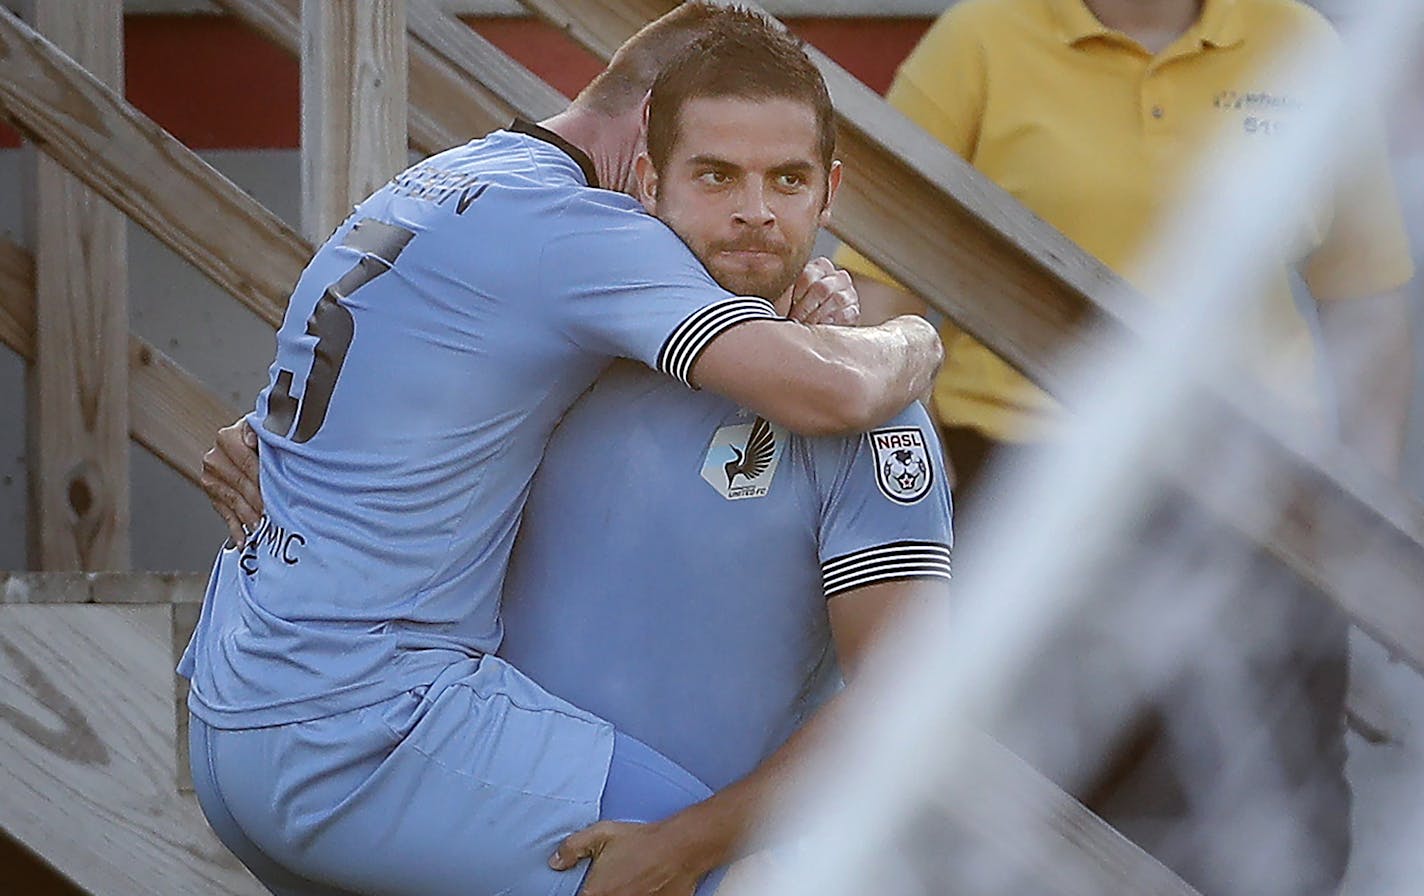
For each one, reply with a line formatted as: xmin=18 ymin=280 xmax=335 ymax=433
xmin=870 ymin=426 xmax=933 ymax=504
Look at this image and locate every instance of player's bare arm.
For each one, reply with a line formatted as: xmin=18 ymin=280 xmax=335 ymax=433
xmin=551 ymin=577 xmax=948 ymax=895
xmin=690 ymin=314 xmax=943 ymax=437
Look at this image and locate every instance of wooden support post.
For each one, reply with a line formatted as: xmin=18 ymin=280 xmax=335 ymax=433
xmin=0 ymin=236 xmax=240 ymax=487
xmin=301 ymin=0 xmax=409 ymax=241
xmin=23 ymin=0 xmax=130 ymax=571
xmin=0 ymin=6 xmax=306 ymax=329
xmin=215 ymin=0 xmax=565 ymax=156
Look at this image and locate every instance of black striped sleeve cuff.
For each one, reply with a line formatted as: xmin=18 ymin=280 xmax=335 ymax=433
xmin=821 ymin=541 xmax=953 ymax=599
xmin=656 ymin=297 xmax=779 ymax=387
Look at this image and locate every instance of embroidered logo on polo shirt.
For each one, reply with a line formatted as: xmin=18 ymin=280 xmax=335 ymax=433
xmin=870 ymin=426 xmax=933 ymax=505
xmin=701 ymin=416 xmax=785 ymax=500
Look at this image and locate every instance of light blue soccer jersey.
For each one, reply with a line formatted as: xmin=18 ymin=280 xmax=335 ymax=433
xmin=179 ymin=122 xmax=776 ymax=728
xmin=499 ymin=361 xmax=953 ymax=791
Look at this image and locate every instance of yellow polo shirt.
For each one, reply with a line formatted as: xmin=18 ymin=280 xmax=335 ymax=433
xmin=838 ymin=0 xmax=1414 ymax=442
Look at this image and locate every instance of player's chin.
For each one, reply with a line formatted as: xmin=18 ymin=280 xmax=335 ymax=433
xmin=711 ymin=266 xmax=796 ymax=303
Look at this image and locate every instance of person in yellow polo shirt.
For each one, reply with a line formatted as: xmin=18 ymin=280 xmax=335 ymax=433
xmin=838 ymin=0 xmax=1414 ymax=893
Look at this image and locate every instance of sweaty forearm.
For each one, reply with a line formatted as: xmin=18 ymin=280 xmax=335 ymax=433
xmin=834 ymin=314 xmax=942 ymax=425
xmin=691 ymin=316 xmax=943 ymax=437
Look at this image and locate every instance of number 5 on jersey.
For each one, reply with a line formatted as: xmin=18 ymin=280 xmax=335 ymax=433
xmin=264 ymin=219 xmax=415 ymax=443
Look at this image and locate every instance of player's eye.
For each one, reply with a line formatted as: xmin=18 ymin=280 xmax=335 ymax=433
xmin=775 ymin=172 xmax=806 ymax=190
xmin=697 ymin=170 xmax=732 ymax=187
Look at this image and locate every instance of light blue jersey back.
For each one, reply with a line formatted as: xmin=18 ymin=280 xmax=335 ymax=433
xmin=500 ymin=362 xmax=953 ymax=790
xmin=181 ymin=123 xmax=776 ymax=727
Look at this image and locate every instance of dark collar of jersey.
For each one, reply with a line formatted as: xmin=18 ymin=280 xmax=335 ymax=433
xmin=509 ymin=119 xmax=600 ymax=189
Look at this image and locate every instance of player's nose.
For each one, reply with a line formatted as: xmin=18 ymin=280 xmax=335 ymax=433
xmin=730 ymin=181 xmax=774 ymax=228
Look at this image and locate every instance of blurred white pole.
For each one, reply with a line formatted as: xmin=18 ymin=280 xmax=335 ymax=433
xmin=737 ymin=2 xmax=1424 ymax=894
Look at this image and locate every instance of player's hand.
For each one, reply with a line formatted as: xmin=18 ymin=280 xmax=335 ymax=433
xmin=786 ymin=256 xmax=859 ymax=326
xmin=201 ymin=418 xmax=264 ymax=547
xmin=550 ymin=819 xmax=709 ymax=896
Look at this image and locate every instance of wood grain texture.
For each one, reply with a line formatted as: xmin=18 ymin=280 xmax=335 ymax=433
xmin=0 ymin=234 xmax=34 ymax=354
xmin=214 ymin=0 xmax=564 ymax=155
xmin=0 ymin=572 xmax=205 ymax=605
xmin=301 ymin=0 xmax=409 ymax=240
xmin=28 ymin=0 xmax=130 ymax=571
xmin=0 ymin=5 xmax=305 ymax=330
xmin=404 ymin=0 xmax=565 ymax=125
xmin=0 ymin=604 xmax=263 ymax=895
xmin=512 ymin=0 xmax=1424 ymax=676
xmin=0 ymin=237 xmax=240 ymax=488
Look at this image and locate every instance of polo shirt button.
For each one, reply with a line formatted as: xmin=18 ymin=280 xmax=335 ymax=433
xmin=1151 ymin=105 xmax=1165 ymax=119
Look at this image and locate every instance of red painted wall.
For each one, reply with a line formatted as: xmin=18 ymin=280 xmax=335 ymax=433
xmin=0 ymin=15 xmax=930 ymax=149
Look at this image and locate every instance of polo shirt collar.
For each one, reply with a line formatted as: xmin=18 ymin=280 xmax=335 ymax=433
xmin=1050 ymin=0 xmax=1244 ymax=49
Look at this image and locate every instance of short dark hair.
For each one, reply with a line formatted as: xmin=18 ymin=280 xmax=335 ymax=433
xmin=573 ymin=2 xmax=728 ymax=117
xmin=646 ymin=9 xmax=836 ymax=175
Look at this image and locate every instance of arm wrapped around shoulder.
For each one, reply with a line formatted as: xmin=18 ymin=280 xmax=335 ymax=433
xmin=691 ymin=314 xmax=943 ymax=437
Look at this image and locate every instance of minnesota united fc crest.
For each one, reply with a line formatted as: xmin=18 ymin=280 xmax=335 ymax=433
xmin=870 ymin=426 xmax=933 ymax=504
xmin=701 ymin=416 xmax=786 ymax=500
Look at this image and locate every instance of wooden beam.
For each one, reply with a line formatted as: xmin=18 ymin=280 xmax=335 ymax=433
xmin=27 ymin=0 xmax=130 ymax=571
xmin=301 ymin=0 xmax=409 ymax=240
xmin=509 ymin=0 xmax=1424 ymax=675
xmin=0 ymin=5 xmax=304 ymax=330
xmin=931 ymin=728 xmax=1202 ymax=896
xmin=0 ymin=237 xmax=239 ymax=488
xmin=0 ymin=234 xmax=32 ymax=355
xmin=403 ymin=0 xmax=564 ymax=124
xmin=0 ymin=572 xmax=205 ymax=605
xmin=213 ymin=0 xmax=564 ymax=156
xmin=0 ymin=603 xmax=264 ymax=894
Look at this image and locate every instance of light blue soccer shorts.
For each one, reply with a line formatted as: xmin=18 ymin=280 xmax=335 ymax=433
xmin=189 ymin=654 xmax=726 ymax=896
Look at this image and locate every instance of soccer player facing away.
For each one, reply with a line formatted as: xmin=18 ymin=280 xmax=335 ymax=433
xmin=179 ymin=5 xmax=941 ymax=896
xmin=501 ymin=26 xmax=953 ymax=895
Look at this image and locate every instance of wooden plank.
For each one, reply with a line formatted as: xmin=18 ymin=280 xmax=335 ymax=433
xmin=509 ymin=0 xmax=1424 ymax=675
xmin=934 ymin=728 xmax=1202 ymax=896
xmin=301 ymin=0 xmax=409 ymax=240
xmin=172 ymin=602 xmax=203 ymax=792
xmin=0 ymin=237 xmax=240 ymax=488
xmin=128 ymin=337 xmax=241 ymax=486
xmin=0 ymin=572 xmax=205 ymax=605
xmin=0 ymin=605 xmax=264 ymax=894
xmin=27 ymin=0 xmax=130 ymax=571
xmin=213 ymin=0 xmax=563 ymax=155
xmin=404 ymin=0 xmax=565 ymax=123
xmin=0 ymin=5 xmax=305 ymax=330
xmin=0 ymin=234 xmax=33 ymax=354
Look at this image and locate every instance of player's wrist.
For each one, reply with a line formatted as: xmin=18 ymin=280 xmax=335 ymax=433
xmin=659 ymin=803 xmax=738 ymax=876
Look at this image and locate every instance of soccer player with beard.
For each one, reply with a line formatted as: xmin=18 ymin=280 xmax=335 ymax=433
xmin=504 ymin=25 xmax=953 ymax=896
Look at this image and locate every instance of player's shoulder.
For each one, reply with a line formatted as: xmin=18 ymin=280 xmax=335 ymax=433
xmin=539 ymin=188 xmax=705 ymax=281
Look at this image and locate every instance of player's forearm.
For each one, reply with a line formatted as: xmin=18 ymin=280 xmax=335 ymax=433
xmin=691 ymin=315 xmax=942 ymax=437
xmin=769 ymin=315 xmax=941 ymax=436
xmin=656 ymin=688 xmax=855 ymax=875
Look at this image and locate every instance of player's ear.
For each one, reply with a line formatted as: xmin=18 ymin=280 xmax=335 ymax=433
xmin=819 ymin=160 xmax=843 ymax=227
xmin=635 ymin=154 xmax=659 ymax=213
xmin=638 ymin=93 xmax=652 ymax=153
